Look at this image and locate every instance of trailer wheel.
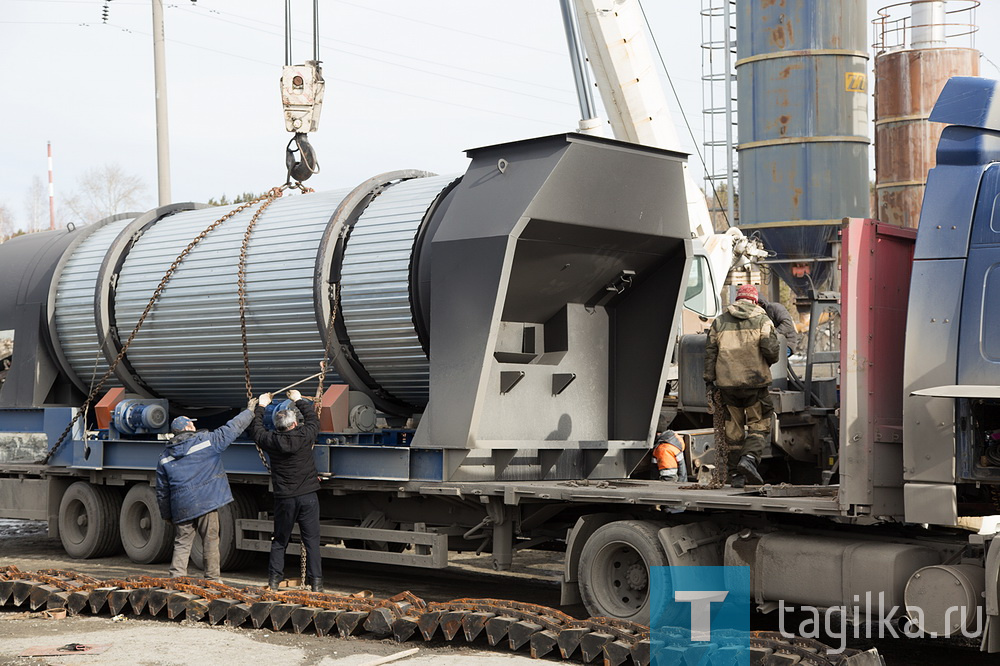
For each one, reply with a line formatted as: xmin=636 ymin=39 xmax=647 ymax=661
xmin=58 ymin=482 xmax=124 ymax=559
xmin=578 ymin=519 xmax=667 ymax=624
xmin=120 ymin=484 xmax=174 ymax=564
xmin=191 ymin=486 xmax=259 ymax=572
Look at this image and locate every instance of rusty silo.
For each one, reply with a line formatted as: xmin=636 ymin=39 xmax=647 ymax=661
xmin=736 ymin=0 xmax=870 ymax=293
xmin=873 ymin=1 xmax=980 ymax=228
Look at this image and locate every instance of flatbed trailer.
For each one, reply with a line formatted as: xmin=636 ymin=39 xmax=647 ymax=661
xmin=3 ymin=80 xmax=1000 ymax=653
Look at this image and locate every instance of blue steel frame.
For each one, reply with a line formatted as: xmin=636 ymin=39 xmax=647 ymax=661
xmin=1 ymin=406 xmax=444 ymax=481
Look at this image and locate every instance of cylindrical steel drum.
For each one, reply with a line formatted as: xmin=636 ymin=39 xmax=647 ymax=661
xmin=875 ymin=47 xmax=979 ymax=227
xmin=49 ymin=213 xmax=139 ymax=394
xmin=46 ymin=172 xmax=458 ymax=414
xmin=736 ymin=0 xmax=870 ymax=292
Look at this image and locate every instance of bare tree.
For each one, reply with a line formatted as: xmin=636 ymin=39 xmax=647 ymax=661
xmin=63 ymin=163 xmax=149 ymax=225
xmin=23 ymin=176 xmax=47 ymax=232
xmin=0 ymin=203 xmax=16 ymax=241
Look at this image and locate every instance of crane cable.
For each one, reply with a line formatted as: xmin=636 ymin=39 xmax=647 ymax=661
xmin=636 ymin=0 xmax=733 ymax=229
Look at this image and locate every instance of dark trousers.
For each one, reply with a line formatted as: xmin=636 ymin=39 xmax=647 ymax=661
xmin=269 ymin=492 xmax=323 ymax=582
xmin=718 ymin=387 xmax=773 ymax=472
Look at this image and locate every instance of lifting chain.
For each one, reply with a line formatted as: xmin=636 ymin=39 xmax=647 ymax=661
xmin=42 ymin=184 xmax=309 ymax=466
xmin=230 ymin=183 xmax=317 ymax=579
xmin=313 ymin=284 xmax=340 ymax=413
xmin=237 ymin=186 xmax=290 ymax=474
xmin=681 ymin=388 xmax=730 ymax=491
xmin=709 ymin=388 xmax=731 ymax=488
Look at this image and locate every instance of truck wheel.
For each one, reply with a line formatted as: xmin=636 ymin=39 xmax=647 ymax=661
xmin=191 ymin=487 xmax=259 ymax=572
xmin=58 ymin=482 xmax=124 ymax=559
xmin=120 ymin=484 xmax=174 ymax=564
xmin=578 ymin=519 xmax=667 ymax=624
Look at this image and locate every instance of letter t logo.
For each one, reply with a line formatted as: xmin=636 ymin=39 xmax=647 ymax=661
xmin=674 ymin=590 xmax=729 ymax=641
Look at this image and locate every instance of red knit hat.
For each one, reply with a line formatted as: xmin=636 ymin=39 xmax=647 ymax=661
xmin=736 ymin=284 xmax=759 ymax=303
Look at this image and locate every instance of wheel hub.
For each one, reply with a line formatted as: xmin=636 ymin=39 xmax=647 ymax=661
xmin=625 ymin=562 xmax=648 ymax=590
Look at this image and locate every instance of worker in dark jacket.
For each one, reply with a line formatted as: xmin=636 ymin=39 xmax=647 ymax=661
xmin=155 ymin=401 xmax=256 ymax=581
xmin=757 ymin=295 xmax=799 ymax=353
xmin=704 ymin=284 xmax=780 ymax=487
xmin=247 ymin=389 xmax=323 ymax=592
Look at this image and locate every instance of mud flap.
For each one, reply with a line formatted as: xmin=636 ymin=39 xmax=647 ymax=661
xmin=560 ymin=512 xmax=621 ymax=605
xmin=656 ymin=520 xmax=726 ymax=566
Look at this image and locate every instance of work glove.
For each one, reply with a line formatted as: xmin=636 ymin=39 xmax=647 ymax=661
xmin=247 ymin=397 xmax=258 ymax=411
xmin=287 ymin=389 xmax=302 ymax=402
xmin=259 ymin=392 xmax=272 ymax=408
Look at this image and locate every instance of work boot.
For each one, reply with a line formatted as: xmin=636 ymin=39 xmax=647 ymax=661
xmin=309 ymin=579 xmax=323 ymax=593
xmin=267 ymin=575 xmax=282 ymax=591
xmin=736 ymin=454 xmax=764 ymax=486
xmin=730 ymin=474 xmax=746 ymax=489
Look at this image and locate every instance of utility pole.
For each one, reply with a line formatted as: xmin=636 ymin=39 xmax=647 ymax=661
xmin=151 ymin=0 xmax=171 ymax=205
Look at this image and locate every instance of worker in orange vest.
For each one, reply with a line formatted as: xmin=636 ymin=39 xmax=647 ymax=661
xmin=652 ymin=430 xmax=687 ymax=482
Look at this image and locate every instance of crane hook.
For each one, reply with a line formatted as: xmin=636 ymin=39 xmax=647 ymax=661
xmin=285 ymin=133 xmax=320 ymax=185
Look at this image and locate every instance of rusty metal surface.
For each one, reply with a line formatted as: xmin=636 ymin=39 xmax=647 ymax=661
xmin=0 ymin=565 xmax=873 ymax=665
xmin=735 ymin=0 xmax=870 ymax=293
xmin=874 ymin=48 xmax=979 ymax=228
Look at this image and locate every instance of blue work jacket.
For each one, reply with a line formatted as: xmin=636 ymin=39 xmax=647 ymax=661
xmin=155 ymin=409 xmax=253 ymax=524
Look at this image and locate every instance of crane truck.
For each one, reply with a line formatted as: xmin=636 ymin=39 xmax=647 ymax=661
xmin=2 ymin=63 xmax=1000 ymax=655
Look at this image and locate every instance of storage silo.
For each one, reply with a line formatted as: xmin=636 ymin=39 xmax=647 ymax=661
xmin=873 ymin=1 xmax=979 ymax=228
xmin=736 ymin=0 xmax=870 ymax=293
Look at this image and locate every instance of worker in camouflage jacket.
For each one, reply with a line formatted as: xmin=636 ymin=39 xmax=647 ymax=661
xmin=704 ymin=284 xmax=780 ymax=487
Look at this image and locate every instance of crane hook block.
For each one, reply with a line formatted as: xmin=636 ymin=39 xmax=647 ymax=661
xmin=281 ymin=60 xmax=325 ymax=133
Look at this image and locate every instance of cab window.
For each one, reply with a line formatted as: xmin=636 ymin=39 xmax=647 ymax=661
xmin=684 ymin=257 xmax=718 ymax=317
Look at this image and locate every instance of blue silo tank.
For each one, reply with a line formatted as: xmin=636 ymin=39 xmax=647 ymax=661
xmin=736 ymin=0 xmax=870 ymax=293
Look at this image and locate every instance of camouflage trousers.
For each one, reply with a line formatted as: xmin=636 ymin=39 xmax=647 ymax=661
xmin=718 ymin=387 xmax=773 ymax=473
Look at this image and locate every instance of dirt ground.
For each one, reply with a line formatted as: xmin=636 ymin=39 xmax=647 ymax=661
xmin=0 ymin=612 xmax=549 ymax=665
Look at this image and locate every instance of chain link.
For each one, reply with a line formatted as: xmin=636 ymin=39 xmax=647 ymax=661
xmin=42 ymin=186 xmax=297 ymax=465
xmin=236 ymin=187 xmax=289 ymax=474
xmin=708 ymin=388 xmax=730 ymax=489
xmin=313 ymin=285 xmax=340 ymax=414
xmin=300 ymin=541 xmax=308 ymax=587
xmin=676 ymin=389 xmax=730 ymax=490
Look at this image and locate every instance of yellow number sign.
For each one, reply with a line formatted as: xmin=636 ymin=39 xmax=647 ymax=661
xmin=845 ymin=72 xmax=867 ymax=92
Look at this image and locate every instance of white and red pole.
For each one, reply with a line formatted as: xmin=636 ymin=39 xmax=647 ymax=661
xmin=47 ymin=141 xmax=55 ymax=230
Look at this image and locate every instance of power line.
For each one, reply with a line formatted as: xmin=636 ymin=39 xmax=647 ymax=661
xmin=637 ymin=0 xmax=731 ymax=227
xmin=173 ymin=3 xmax=575 ymax=97
xmin=171 ymin=5 xmax=575 ymax=107
xmin=335 ymin=0 xmax=567 ymax=57
xmin=94 ymin=22 xmax=571 ymax=129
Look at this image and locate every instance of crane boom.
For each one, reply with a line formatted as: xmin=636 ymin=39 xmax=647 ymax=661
xmin=573 ymin=0 xmax=715 ymax=241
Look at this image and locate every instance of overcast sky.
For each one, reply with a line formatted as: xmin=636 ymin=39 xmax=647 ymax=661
xmin=3 ymin=0 xmax=999 ymax=230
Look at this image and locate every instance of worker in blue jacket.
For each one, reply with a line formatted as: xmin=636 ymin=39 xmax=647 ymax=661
xmin=155 ymin=398 xmax=256 ymax=581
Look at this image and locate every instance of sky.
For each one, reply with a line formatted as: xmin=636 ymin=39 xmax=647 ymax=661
xmin=2 ymin=0 xmax=999 ymax=231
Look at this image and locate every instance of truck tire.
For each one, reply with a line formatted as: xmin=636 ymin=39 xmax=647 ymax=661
xmin=191 ymin=487 xmax=258 ymax=572
xmin=578 ymin=519 xmax=667 ymax=625
xmin=120 ymin=484 xmax=174 ymax=564
xmin=58 ymin=481 xmax=124 ymax=559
